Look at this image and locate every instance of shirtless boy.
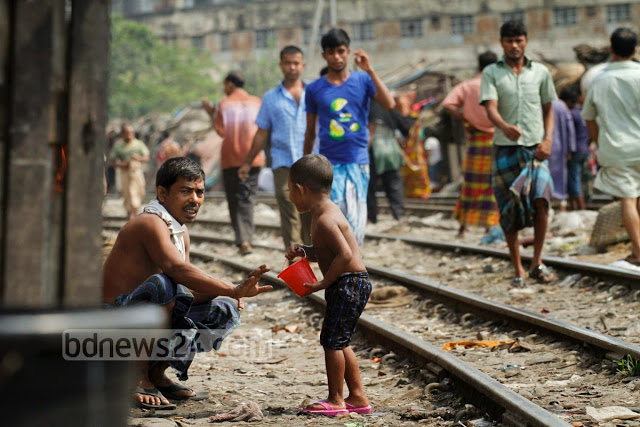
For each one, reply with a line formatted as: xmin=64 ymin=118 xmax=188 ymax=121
xmin=285 ymin=154 xmax=372 ymax=416
xmin=103 ymin=157 xmax=272 ymax=409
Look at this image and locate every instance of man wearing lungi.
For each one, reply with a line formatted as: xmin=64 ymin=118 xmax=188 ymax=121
xmin=442 ymin=51 xmax=500 ymax=238
xmin=480 ymin=20 xmax=557 ymax=288
xmin=303 ymin=28 xmax=395 ymax=246
xmin=582 ymin=27 xmax=640 ymax=267
xmin=103 ymin=157 xmax=272 ymax=409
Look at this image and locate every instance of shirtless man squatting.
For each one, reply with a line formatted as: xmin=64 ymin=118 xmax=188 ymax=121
xmin=103 ymin=157 xmax=272 ymax=409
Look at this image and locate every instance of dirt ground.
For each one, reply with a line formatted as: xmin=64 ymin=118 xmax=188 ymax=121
xmin=128 ymin=280 xmax=466 ymax=427
xmin=102 ymin=196 xmax=639 ymax=426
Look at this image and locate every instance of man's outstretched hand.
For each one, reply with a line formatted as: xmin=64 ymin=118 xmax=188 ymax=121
xmin=234 ymin=265 xmax=272 ymax=309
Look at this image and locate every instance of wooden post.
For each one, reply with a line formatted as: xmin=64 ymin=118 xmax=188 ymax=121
xmin=0 ymin=0 xmax=109 ymax=308
xmin=2 ymin=0 xmax=59 ymax=307
xmin=63 ymin=0 xmax=110 ymax=307
xmin=0 ymin=0 xmax=10 ymax=298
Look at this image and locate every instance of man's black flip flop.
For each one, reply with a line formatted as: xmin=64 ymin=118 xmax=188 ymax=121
xmin=156 ymin=383 xmax=209 ymax=401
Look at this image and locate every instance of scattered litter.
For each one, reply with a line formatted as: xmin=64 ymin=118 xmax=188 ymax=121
xmin=208 ymin=401 xmax=264 ymax=422
xmin=558 ymin=273 xmax=582 ymax=287
xmin=609 ymin=259 xmax=640 ymax=272
xmin=480 ymin=226 xmax=505 ymax=244
xmin=585 ymin=405 xmax=640 ymax=422
xmin=272 ymin=323 xmax=300 ymax=333
xmin=499 ymin=365 xmax=525 ymax=372
xmin=442 ymin=340 xmax=518 ymax=350
xmin=366 ymin=286 xmax=413 ymax=308
xmin=253 ymin=356 xmax=288 ymax=365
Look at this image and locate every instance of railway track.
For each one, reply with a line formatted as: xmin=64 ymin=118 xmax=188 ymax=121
xmin=103 ymin=214 xmax=640 ymax=291
xmin=108 ymin=191 xmax=612 ymax=219
xmin=201 ymin=191 xmax=612 ymax=214
xmin=103 ymin=216 xmax=640 ymax=426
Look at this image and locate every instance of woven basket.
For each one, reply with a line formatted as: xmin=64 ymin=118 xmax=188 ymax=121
xmin=589 ymin=201 xmax=629 ymax=250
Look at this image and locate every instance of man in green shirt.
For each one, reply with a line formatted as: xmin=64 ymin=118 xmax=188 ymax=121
xmin=110 ymin=124 xmax=150 ymax=220
xmin=582 ymin=27 xmax=640 ymax=266
xmin=480 ymin=20 xmax=556 ymax=288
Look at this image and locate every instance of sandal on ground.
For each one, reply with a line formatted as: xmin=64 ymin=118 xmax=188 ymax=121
xmin=156 ymin=383 xmax=209 ymax=401
xmin=345 ymin=403 xmax=372 ymax=414
xmin=133 ymin=387 xmax=176 ymax=410
xmin=299 ymin=401 xmax=348 ymax=417
xmin=529 ymin=263 xmax=554 ymax=283
xmin=510 ymin=276 xmax=526 ymax=288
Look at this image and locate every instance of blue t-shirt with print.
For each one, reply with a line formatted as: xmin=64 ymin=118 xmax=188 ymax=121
xmin=305 ymin=71 xmax=376 ymax=165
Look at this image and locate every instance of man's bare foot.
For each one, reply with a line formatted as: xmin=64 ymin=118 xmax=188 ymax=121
xmin=133 ymin=379 xmax=174 ymax=409
xmin=149 ymin=364 xmax=195 ymax=399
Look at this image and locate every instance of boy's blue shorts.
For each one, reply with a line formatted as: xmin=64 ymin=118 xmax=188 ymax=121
xmin=320 ymin=271 xmax=371 ymax=350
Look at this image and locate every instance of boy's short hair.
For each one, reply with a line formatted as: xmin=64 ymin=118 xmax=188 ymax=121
xmin=290 ymin=154 xmax=333 ymax=193
xmin=156 ymin=157 xmax=205 ymax=189
xmin=559 ymin=85 xmax=579 ymax=104
xmin=478 ymin=51 xmax=498 ymax=71
xmin=224 ymin=71 xmax=245 ymax=88
xmin=500 ymin=20 xmax=527 ymax=38
xmin=321 ymin=28 xmax=350 ymax=50
xmin=280 ymin=45 xmax=303 ymax=60
xmin=610 ymin=27 xmax=638 ymax=58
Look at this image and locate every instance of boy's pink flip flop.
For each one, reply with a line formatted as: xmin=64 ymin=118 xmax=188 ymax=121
xmin=346 ymin=402 xmax=372 ymax=414
xmin=299 ymin=401 xmax=348 ymax=416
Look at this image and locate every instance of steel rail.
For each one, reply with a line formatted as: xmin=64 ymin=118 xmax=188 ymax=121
xmin=175 ymin=231 xmax=640 ymax=360
xmin=366 ymin=232 xmax=640 ymax=286
xmin=103 ymin=217 xmax=640 ymax=286
xmin=189 ymin=249 xmax=571 ymax=427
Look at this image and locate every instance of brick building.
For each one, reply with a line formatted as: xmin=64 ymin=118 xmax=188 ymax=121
xmin=112 ymin=0 xmax=639 ymax=77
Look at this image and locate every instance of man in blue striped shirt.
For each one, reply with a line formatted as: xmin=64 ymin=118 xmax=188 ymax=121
xmin=239 ymin=45 xmax=312 ymax=249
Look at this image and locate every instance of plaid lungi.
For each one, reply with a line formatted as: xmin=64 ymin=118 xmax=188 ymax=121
xmin=492 ymin=145 xmax=553 ymax=232
xmin=111 ymin=273 xmax=240 ymax=380
xmin=453 ymin=127 xmax=499 ymax=228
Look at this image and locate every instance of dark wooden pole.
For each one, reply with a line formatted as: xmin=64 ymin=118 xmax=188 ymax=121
xmin=63 ymin=0 xmax=110 ymax=306
xmin=1 ymin=0 xmax=109 ymax=308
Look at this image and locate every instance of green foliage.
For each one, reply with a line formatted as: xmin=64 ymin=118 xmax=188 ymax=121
xmin=240 ymin=54 xmax=282 ymax=98
xmin=616 ymin=354 xmax=640 ymax=377
xmin=109 ymin=15 xmax=222 ymax=119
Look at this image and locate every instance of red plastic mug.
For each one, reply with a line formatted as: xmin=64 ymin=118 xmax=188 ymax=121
xmin=278 ymin=250 xmax=317 ymax=297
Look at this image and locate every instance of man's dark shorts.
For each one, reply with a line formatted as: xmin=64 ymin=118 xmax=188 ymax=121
xmin=320 ymin=271 xmax=371 ymax=350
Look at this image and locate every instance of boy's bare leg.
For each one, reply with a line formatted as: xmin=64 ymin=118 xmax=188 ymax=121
xmin=343 ymin=346 xmax=369 ymax=408
xmin=505 ymin=229 xmax=525 ymax=278
xmin=306 ymin=348 xmax=347 ymax=409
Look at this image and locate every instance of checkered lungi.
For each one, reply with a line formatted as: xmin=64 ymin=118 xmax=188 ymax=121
xmin=111 ymin=274 xmax=240 ymax=380
xmin=492 ymin=145 xmax=553 ymax=232
xmin=453 ymin=127 xmax=499 ymax=228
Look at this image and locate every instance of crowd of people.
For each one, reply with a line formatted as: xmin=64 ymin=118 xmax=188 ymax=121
xmin=103 ymin=23 xmax=639 ymax=415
